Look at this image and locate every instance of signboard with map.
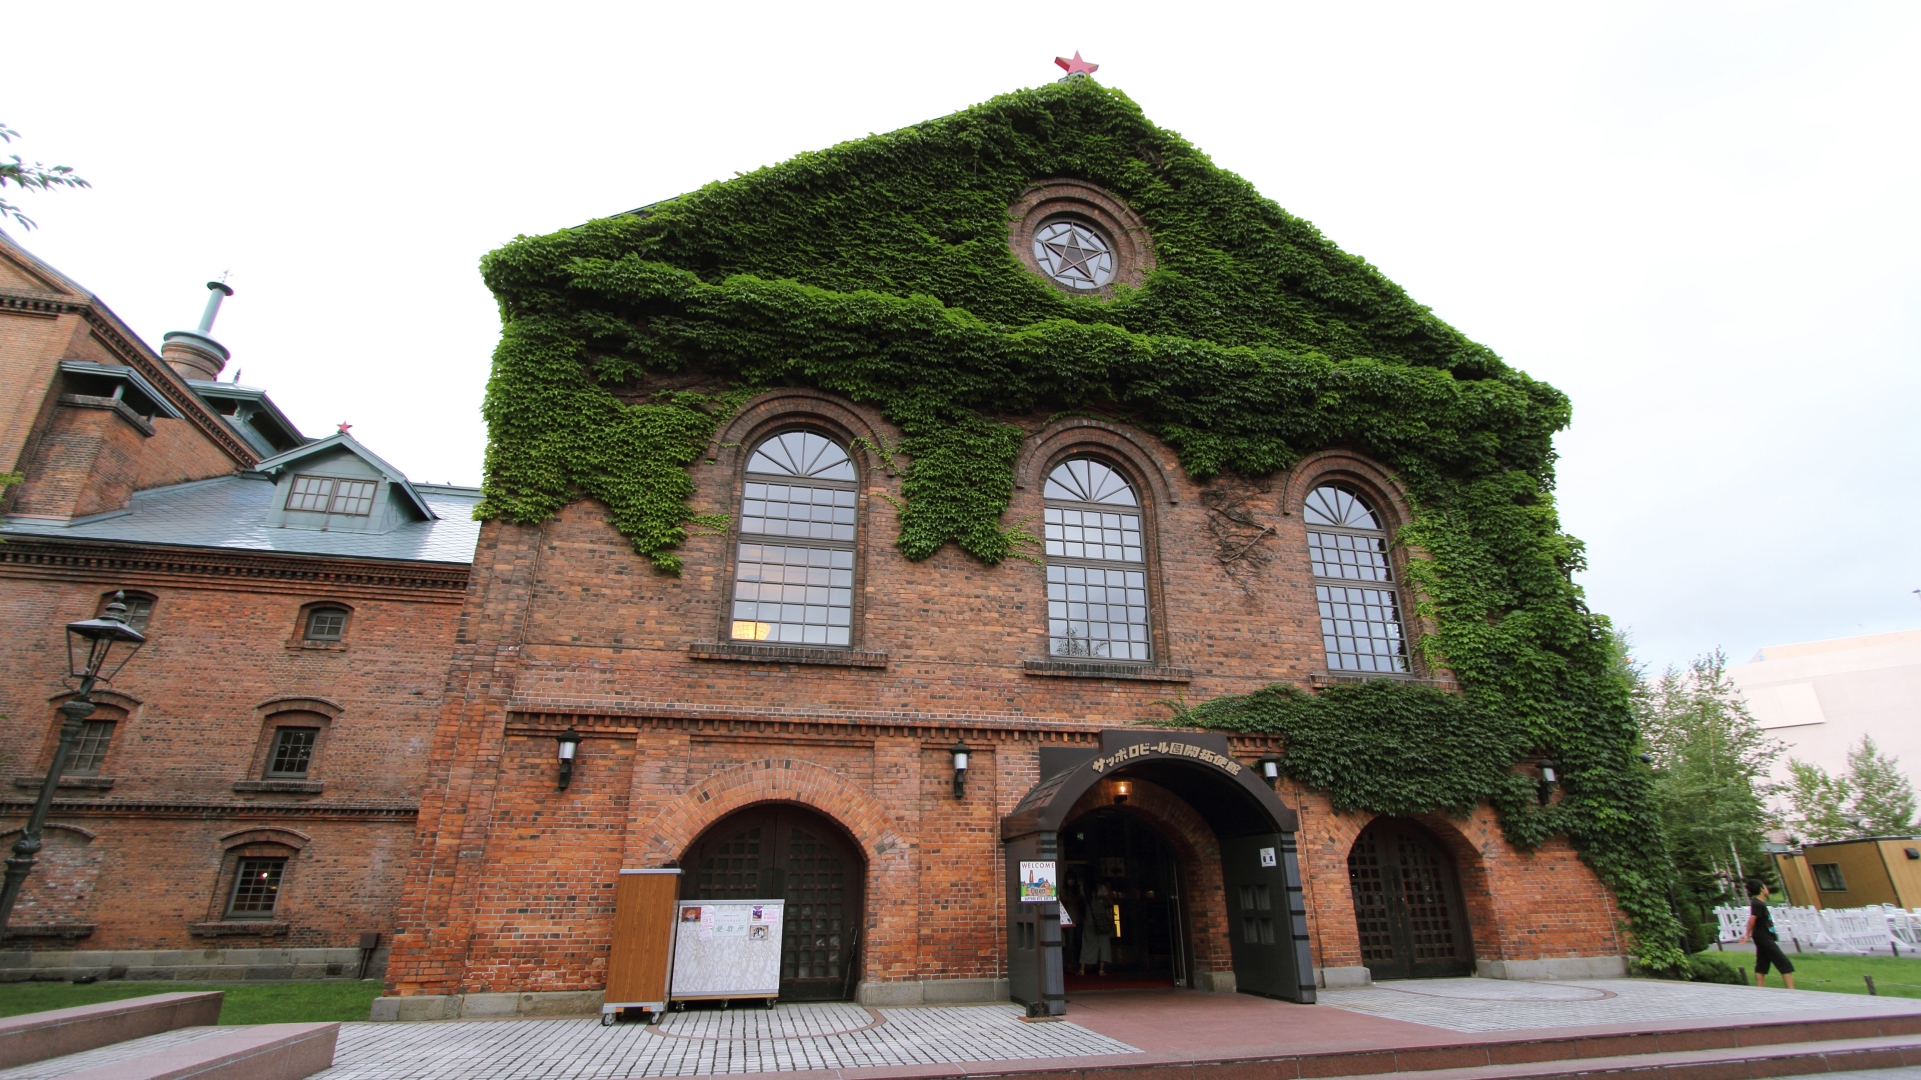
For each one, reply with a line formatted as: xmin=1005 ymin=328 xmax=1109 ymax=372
xmin=670 ymin=899 xmax=785 ymax=1000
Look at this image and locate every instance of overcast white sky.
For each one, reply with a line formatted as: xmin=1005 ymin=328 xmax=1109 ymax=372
xmin=6 ymin=1 xmax=1917 ymax=673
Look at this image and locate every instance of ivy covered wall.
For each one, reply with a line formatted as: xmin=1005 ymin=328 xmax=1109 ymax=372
xmin=473 ymin=76 xmax=1684 ymax=969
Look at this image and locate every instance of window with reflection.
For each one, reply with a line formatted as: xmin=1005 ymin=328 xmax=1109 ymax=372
xmin=102 ymin=592 xmax=154 ymax=633
xmin=730 ymin=431 xmax=858 ymax=646
xmin=1043 ymin=458 xmax=1150 ymax=661
xmin=1305 ymin=484 xmax=1409 ymax=673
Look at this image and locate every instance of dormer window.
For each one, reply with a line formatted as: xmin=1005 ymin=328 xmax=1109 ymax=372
xmin=286 ymin=475 xmax=377 ymax=516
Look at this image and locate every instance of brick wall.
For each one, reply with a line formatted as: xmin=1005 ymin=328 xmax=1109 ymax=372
xmin=382 ymin=392 xmax=1629 ymax=999
xmin=0 ymin=552 xmax=466 ymax=952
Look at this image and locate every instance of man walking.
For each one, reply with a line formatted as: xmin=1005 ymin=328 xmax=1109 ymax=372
xmin=1739 ymin=878 xmax=1795 ymax=990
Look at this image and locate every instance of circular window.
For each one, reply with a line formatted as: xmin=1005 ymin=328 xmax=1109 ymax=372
xmin=1009 ymin=180 xmax=1154 ymax=297
xmin=1032 ymin=219 xmax=1116 ymax=291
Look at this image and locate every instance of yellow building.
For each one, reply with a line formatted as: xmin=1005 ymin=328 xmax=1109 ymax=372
xmin=1770 ymin=837 xmax=1921 ymax=909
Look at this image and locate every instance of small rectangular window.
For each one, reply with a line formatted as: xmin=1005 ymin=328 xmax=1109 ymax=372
xmin=304 ymin=609 xmax=346 ymax=641
xmin=66 ymin=721 xmax=115 ymax=775
xmin=287 ymin=476 xmax=378 ymax=517
xmin=227 ymin=857 xmax=287 ymax=918
xmin=267 ymin=728 xmax=319 ymax=778
xmin=329 ymin=480 xmax=377 ymax=516
xmin=110 ymin=595 xmax=154 ymax=632
xmin=1812 ymin=863 xmax=1847 ymax=891
xmin=286 ymin=475 xmax=336 ymax=512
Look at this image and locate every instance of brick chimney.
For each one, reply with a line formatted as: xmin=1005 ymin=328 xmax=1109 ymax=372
xmin=160 ymin=280 xmax=233 ymax=381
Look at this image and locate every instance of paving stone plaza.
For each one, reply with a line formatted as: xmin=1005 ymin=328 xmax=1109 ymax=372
xmin=3 ymin=978 xmax=1921 ymax=1080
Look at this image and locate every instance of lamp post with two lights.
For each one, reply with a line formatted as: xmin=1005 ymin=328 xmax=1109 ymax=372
xmin=0 ymin=593 xmax=147 ymax=935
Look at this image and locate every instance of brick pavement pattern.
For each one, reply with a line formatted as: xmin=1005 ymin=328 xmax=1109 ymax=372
xmin=0 ymin=1005 xmax=1136 ymax=1080
xmin=1321 ymin=977 xmax=1921 ymax=1032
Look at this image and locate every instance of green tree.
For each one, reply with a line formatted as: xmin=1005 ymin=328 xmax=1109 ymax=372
xmin=1845 ymin=734 xmax=1917 ymax=834
xmin=0 ymin=125 xmax=88 ymax=231
xmin=1636 ymin=649 xmax=1781 ymax=946
xmin=1782 ymin=758 xmax=1854 ymax=842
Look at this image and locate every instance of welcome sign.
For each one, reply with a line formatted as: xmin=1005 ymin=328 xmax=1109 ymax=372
xmin=1089 ymin=739 xmax=1242 ymax=777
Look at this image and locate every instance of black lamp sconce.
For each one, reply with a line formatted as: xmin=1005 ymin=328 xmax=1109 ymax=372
xmin=950 ymin=740 xmax=969 ymax=799
xmin=556 ymin=729 xmax=583 ymax=790
xmin=1536 ymin=757 xmax=1558 ymax=805
xmin=1257 ymin=754 xmax=1281 ymax=789
xmin=1111 ymin=779 xmax=1132 ymax=805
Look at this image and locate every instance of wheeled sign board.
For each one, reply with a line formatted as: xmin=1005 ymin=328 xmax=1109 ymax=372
xmin=602 ymin=869 xmax=682 ymax=1024
xmin=670 ymin=899 xmax=784 ymax=1007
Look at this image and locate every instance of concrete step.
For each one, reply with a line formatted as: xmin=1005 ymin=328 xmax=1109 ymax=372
xmin=53 ymin=1022 xmax=338 ymax=1080
xmin=1300 ymin=1034 xmax=1921 ymax=1080
xmin=0 ymin=992 xmax=223 ymax=1069
xmin=1279 ymin=1011 xmax=1921 ymax=1078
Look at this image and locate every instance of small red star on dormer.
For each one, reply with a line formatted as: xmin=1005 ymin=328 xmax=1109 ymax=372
xmin=1055 ymin=51 xmax=1099 ymax=77
xmin=337 ymin=422 xmax=353 ymax=434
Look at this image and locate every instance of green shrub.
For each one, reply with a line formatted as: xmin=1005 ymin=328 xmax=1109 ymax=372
xmin=1685 ymin=953 xmax=1745 ymax=985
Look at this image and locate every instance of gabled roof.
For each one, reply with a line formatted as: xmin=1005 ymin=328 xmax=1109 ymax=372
xmin=0 ymin=474 xmax=480 ymax=564
xmin=189 ymin=379 xmax=307 ymax=455
xmin=60 ymin=361 xmax=185 ymax=419
xmin=255 ymin=433 xmax=437 ymax=521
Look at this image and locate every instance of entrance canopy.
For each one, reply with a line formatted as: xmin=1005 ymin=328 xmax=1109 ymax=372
xmin=1001 ymin=729 xmax=1297 ymax=842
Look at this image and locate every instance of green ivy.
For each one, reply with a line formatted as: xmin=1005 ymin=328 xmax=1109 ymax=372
xmin=472 ymin=76 xmax=1683 ymax=969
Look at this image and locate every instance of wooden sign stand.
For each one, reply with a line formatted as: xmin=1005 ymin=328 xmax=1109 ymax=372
xmin=601 ymin=868 xmax=683 ymax=1024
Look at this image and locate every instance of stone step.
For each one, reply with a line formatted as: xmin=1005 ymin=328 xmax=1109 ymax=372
xmin=752 ymin=1008 xmax=1921 ymax=1080
xmin=52 ymin=1022 xmax=338 ymax=1080
xmin=1298 ymin=1033 xmax=1921 ymax=1080
xmin=0 ymin=992 xmax=222 ymax=1069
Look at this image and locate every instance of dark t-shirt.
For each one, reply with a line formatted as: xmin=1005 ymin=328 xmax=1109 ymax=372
xmin=1750 ymin=899 xmax=1776 ymax=942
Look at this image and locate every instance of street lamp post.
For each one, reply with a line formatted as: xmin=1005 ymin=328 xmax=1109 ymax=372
xmin=0 ymin=593 xmax=146 ymax=936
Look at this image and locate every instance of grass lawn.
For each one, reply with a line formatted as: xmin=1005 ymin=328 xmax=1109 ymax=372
xmin=0 ymin=980 xmax=383 ymax=1024
xmin=1714 ymin=951 xmax=1921 ymax=998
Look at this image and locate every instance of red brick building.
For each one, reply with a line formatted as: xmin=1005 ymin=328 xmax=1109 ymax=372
xmin=0 ymin=233 xmax=478 ymax=981
xmin=373 ymin=90 xmax=1631 ymax=1018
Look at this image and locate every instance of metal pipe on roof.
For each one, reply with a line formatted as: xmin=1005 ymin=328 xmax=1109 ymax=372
xmin=197 ymin=280 xmax=235 ymax=334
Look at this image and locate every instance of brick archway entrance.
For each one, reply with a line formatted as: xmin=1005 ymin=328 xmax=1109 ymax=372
xmin=1347 ymin=817 xmax=1474 ymax=980
xmin=1002 ymin=729 xmax=1313 ymax=1016
xmin=682 ymin=803 xmax=865 ymax=1002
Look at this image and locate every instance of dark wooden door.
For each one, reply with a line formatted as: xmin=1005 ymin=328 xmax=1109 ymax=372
xmin=1346 ymin=819 xmax=1472 ymax=980
xmin=683 ymin=805 xmax=863 ymax=1001
xmin=1220 ymin=834 xmax=1302 ymax=998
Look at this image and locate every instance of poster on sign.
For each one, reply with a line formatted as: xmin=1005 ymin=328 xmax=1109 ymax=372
xmin=670 ymin=899 xmax=784 ymax=1000
xmin=1019 ymin=861 xmax=1058 ymax=902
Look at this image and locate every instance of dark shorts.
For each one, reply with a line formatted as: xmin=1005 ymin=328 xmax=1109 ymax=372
xmin=1753 ymin=937 xmax=1794 ymax=975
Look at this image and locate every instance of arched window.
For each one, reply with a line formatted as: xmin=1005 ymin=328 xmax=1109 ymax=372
xmin=730 ymin=431 xmax=858 ymax=647
xmin=1043 ymin=458 xmax=1150 ymax=661
xmin=1304 ymin=485 xmax=1408 ymax=673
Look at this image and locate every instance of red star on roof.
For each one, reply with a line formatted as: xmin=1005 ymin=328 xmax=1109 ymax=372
xmin=337 ymin=422 xmax=353 ymax=434
xmin=1055 ymin=51 xmax=1099 ymax=77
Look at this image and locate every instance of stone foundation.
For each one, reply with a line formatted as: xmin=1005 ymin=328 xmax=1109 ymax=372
xmin=854 ymin=979 xmax=1009 ymax=1006
xmin=1476 ymin=955 xmax=1628 ymax=980
xmin=369 ymin=991 xmax=603 ymax=1021
xmin=0 ymin=946 xmax=387 ymax=983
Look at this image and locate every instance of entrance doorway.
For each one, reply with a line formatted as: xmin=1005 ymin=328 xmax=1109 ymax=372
xmin=1061 ymin=808 xmax=1187 ymax=989
xmin=682 ymin=804 xmax=864 ymax=1001
xmin=1346 ymin=818 xmax=1473 ymax=979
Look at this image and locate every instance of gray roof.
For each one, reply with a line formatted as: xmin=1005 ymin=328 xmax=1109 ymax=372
xmin=2 ymin=475 xmax=483 ymax=564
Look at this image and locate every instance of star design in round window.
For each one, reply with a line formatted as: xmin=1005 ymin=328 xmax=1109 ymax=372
xmin=1032 ymin=220 xmax=1115 ymax=290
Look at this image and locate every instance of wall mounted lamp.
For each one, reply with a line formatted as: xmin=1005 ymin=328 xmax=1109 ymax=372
xmin=1257 ymin=754 xmax=1281 ymax=789
xmin=1536 ymin=757 xmax=1557 ymax=805
xmin=1112 ymin=779 xmax=1132 ymax=804
xmin=556 ymin=729 xmax=582 ymax=790
xmin=950 ymin=740 xmax=970 ymax=799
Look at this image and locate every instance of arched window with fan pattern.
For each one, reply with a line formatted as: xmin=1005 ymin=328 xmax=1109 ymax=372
xmin=1042 ymin=458 xmax=1151 ymax=661
xmin=1304 ymin=484 xmax=1409 ymax=673
xmin=730 ymin=431 xmax=858 ymax=647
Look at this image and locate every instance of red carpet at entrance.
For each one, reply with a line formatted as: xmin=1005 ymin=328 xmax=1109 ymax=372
xmin=1062 ymin=973 xmax=1174 ymax=991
